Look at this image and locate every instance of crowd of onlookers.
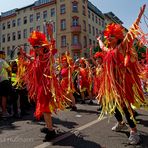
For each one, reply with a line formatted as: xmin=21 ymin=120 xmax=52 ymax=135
xmin=0 ymin=51 xmax=30 ymax=119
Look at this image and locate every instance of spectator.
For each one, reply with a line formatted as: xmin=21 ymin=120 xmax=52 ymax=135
xmin=0 ymin=51 xmax=12 ymax=117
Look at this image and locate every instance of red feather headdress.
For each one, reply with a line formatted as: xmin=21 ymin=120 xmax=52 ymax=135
xmin=104 ymin=23 xmax=124 ymax=40
xmin=28 ymin=31 xmax=49 ymax=47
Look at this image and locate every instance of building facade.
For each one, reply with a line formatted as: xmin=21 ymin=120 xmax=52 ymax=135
xmin=0 ymin=0 xmax=121 ymax=60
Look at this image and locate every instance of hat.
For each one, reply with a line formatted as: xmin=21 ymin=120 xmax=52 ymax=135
xmin=104 ymin=23 xmax=124 ymax=40
xmin=28 ymin=31 xmax=49 ymax=47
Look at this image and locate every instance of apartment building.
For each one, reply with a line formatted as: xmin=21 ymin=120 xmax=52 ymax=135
xmin=0 ymin=0 xmax=120 ymax=60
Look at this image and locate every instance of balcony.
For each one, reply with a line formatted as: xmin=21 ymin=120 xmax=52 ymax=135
xmin=71 ymin=43 xmax=82 ymax=50
xmin=72 ymin=0 xmax=78 ymax=2
xmin=71 ymin=25 xmax=81 ymax=33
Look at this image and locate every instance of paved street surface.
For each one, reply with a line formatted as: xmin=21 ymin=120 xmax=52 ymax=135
xmin=0 ymin=100 xmax=148 ymax=148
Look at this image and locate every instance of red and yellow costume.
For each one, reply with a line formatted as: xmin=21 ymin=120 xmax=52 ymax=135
xmin=93 ymin=52 xmax=104 ymax=95
xmin=17 ymin=31 xmax=67 ymax=119
xmin=97 ymin=6 xmax=148 ymax=121
xmin=60 ymin=54 xmax=75 ymax=95
xmin=78 ymin=58 xmax=92 ymax=92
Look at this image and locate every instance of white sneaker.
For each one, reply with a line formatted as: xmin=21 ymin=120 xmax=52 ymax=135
xmin=112 ymin=122 xmax=128 ymax=132
xmin=1 ymin=112 xmax=11 ymax=118
xmin=129 ymin=131 xmax=140 ymax=145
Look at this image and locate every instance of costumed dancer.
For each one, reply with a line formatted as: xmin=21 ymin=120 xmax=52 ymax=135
xmin=78 ymin=57 xmax=93 ymax=104
xmin=72 ymin=59 xmax=81 ymax=102
xmin=90 ymin=51 xmax=104 ymax=111
xmin=18 ymin=23 xmax=67 ymax=141
xmin=91 ymin=51 xmax=104 ymax=96
xmin=96 ymin=5 xmax=148 ymax=145
xmin=59 ymin=52 xmax=77 ymax=111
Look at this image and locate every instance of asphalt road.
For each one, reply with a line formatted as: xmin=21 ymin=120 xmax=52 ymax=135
xmin=0 ymin=100 xmax=148 ymax=148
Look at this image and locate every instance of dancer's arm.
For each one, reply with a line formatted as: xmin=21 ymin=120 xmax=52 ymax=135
xmin=121 ymin=5 xmax=146 ymax=52
xmin=97 ymin=37 xmax=108 ymax=52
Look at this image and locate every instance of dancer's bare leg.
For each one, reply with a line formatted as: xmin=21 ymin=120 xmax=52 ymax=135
xmin=43 ymin=112 xmax=53 ymax=130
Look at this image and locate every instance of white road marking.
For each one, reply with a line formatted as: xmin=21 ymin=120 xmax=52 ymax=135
xmin=34 ymin=117 xmax=106 ymax=148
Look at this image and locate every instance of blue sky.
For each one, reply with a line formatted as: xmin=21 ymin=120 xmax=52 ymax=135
xmin=0 ymin=0 xmax=147 ymax=31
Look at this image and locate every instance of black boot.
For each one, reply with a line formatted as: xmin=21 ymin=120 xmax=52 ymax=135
xmin=44 ymin=130 xmax=57 ymax=142
xmin=40 ymin=127 xmax=49 ymax=134
xmin=70 ymin=106 xmax=77 ymax=111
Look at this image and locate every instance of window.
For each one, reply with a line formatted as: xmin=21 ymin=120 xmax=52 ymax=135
xmin=60 ymin=4 xmax=66 ymax=14
xmin=92 ymin=13 xmax=94 ymax=21
xmin=53 ymin=22 xmax=56 ymax=32
xmin=92 ymin=26 xmax=95 ymax=36
xmin=96 ymin=28 xmax=98 ymax=36
xmin=99 ymin=30 xmax=102 ymax=35
xmin=18 ymin=31 xmax=21 ymax=40
xmin=7 ymin=21 xmax=10 ymax=29
xmin=36 ymin=26 xmax=40 ymax=31
xmin=84 ymin=36 xmax=87 ymax=48
xmin=61 ymin=36 xmax=66 ymax=47
xmin=24 ymin=43 xmax=27 ymax=53
xmin=89 ymin=24 xmax=91 ymax=33
xmin=72 ymin=17 xmax=78 ymax=26
xmin=30 ymin=14 xmax=34 ymax=23
xmin=36 ymin=12 xmax=40 ymax=21
xmin=12 ymin=32 xmax=16 ymax=41
xmin=2 ymin=23 xmax=5 ymax=30
xmin=72 ymin=35 xmax=78 ymax=44
xmin=12 ymin=20 xmax=16 ymax=27
xmin=24 ymin=16 xmax=27 ymax=24
xmin=88 ymin=11 xmax=90 ymax=18
xmin=89 ymin=39 xmax=92 ymax=45
xmin=30 ymin=27 xmax=33 ymax=33
xmin=43 ymin=11 xmax=47 ymax=19
xmin=72 ymin=2 xmax=78 ymax=12
xmin=102 ymin=20 xmax=104 ymax=27
xmin=96 ymin=16 xmax=98 ymax=23
xmin=82 ymin=6 xmax=86 ymax=15
xmin=99 ymin=18 xmax=101 ymax=25
xmin=17 ymin=18 xmax=21 ymax=26
xmin=23 ymin=29 xmax=27 ymax=38
xmin=7 ymin=33 xmax=10 ymax=42
xmin=93 ymin=40 xmax=95 ymax=46
xmin=2 ymin=34 xmax=5 ymax=43
xmin=83 ymin=20 xmax=86 ymax=31
xmin=7 ymin=47 xmax=11 ymax=57
xmin=12 ymin=45 xmax=15 ymax=51
xmin=51 ymin=8 xmax=55 ymax=17
xmin=61 ymin=19 xmax=66 ymax=30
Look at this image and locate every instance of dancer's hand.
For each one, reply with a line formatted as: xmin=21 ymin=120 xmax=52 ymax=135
xmin=136 ymin=4 xmax=146 ymax=24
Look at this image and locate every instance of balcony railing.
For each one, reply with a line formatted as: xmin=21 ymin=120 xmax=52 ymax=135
xmin=71 ymin=43 xmax=82 ymax=50
xmin=71 ymin=25 xmax=81 ymax=33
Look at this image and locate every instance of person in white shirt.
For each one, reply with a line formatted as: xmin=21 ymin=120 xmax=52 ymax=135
xmin=0 ymin=51 xmax=12 ymax=117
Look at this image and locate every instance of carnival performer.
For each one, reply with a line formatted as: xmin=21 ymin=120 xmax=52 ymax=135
xmin=18 ymin=23 xmax=67 ymax=141
xmin=91 ymin=51 xmax=104 ymax=96
xmin=90 ymin=51 xmax=104 ymax=112
xmin=78 ymin=57 xmax=93 ymax=104
xmin=59 ymin=52 xmax=77 ymax=111
xmin=72 ymin=59 xmax=81 ymax=102
xmin=96 ymin=5 xmax=148 ymax=145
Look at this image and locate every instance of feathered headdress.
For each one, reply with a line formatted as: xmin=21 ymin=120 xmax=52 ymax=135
xmin=61 ymin=53 xmax=73 ymax=66
xmin=28 ymin=31 xmax=49 ymax=47
xmin=104 ymin=23 xmax=124 ymax=40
